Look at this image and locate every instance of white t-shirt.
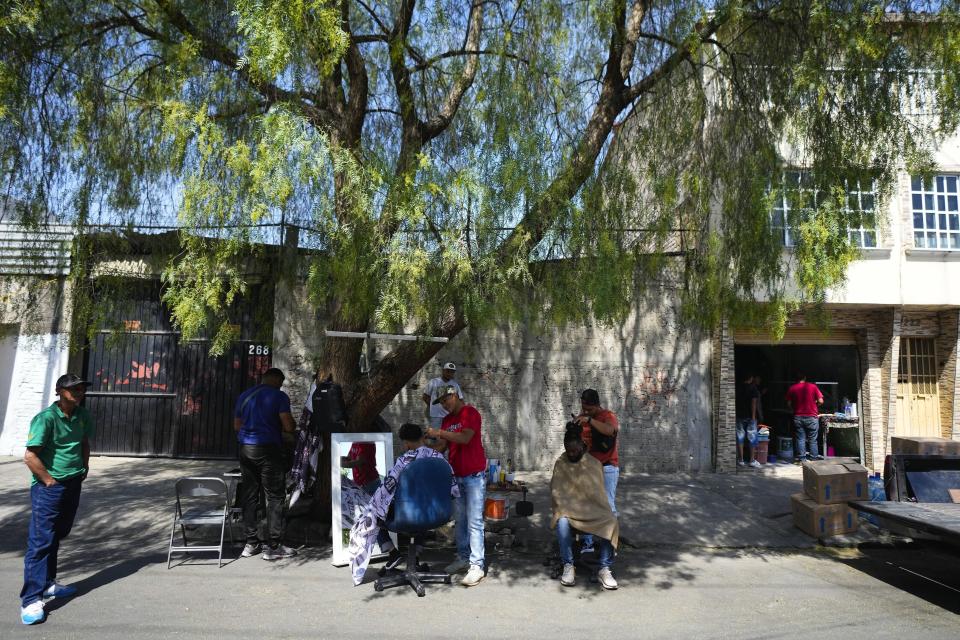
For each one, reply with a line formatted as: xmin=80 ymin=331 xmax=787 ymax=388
xmin=424 ymin=377 xmax=464 ymax=418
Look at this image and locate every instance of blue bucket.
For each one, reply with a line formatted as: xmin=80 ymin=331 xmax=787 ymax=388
xmin=777 ymin=436 xmax=794 ymax=462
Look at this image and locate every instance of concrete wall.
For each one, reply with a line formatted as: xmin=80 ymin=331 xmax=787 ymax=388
xmin=0 ymin=276 xmax=73 ymax=456
xmin=272 ymin=282 xmax=713 ymax=473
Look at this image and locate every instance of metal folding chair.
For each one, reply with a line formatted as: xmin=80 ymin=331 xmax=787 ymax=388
xmin=167 ymin=477 xmax=234 ymax=568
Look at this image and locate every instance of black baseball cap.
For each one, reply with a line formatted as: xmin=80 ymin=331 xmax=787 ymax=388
xmin=56 ymin=373 xmax=91 ymax=390
xmin=432 ymin=385 xmax=459 ymax=404
xmin=580 ymin=388 xmax=600 ymax=406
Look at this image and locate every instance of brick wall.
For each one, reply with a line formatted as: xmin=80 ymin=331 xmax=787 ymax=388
xmin=712 ymin=320 xmax=736 ymax=473
xmin=273 ymin=282 xmax=713 ymax=473
xmin=937 ymin=309 xmax=959 ymax=439
xmin=878 ymin=309 xmax=899 ymax=470
xmin=902 ymin=311 xmax=940 ymax=337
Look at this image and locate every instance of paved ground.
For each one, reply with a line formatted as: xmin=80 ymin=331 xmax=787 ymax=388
xmin=1 ymin=455 xmax=958 ymax=638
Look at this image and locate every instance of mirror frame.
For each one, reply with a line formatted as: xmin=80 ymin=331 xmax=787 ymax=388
xmin=330 ymin=431 xmax=395 ymax=567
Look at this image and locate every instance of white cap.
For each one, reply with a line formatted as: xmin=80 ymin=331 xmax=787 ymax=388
xmin=443 ymin=362 xmax=456 ymax=371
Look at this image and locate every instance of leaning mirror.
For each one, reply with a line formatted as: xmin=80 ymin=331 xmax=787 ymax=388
xmin=330 ymin=432 xmax=394 ymax=566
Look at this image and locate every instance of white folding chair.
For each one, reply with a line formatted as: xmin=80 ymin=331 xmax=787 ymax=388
xmin=167 ymin=477 xmax=234 ymax=568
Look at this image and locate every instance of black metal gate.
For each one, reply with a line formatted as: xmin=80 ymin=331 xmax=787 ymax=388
xmin=82 ymin=282 xmax=273 ymax=458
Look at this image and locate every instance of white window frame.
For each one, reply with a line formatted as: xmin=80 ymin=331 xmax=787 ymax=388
xmin=770 ymin=170 xmax=877 ymax=248
xmin=910 ymin=174 xmax=960 ymax=250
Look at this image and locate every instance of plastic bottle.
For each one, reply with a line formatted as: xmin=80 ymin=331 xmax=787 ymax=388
xmin=863 ymin=472 xmax=885 ymax=527
xmin=868 ymin=472 xmax=885 ymax=501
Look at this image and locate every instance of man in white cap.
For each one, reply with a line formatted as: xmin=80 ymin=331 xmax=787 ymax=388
xmin=422 ymin=362 xmax=464 ymax=429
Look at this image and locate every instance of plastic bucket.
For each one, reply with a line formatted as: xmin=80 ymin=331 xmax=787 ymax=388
xmin=754 ymin=440 xmax=769 ymax=465
xmin=484 ymin=495 xmax=507 ymax=520
xmin=777 ymin=436 xmax=794 ymax=462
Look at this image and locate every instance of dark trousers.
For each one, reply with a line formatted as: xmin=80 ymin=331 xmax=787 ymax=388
xmin=21 ymin=476 xmax=83 ymax=607
xmin=794 ymin=416 xmax=820 ymax=459
xmin=238 ymin=444 xmax=285 ymax=547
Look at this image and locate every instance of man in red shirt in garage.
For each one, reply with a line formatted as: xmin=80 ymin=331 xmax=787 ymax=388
xmin=785 ymin=372 xmax=824 ymax=463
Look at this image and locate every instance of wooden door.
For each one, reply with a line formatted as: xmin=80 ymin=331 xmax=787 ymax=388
xmin=897 ymin=338 xmax=941 ymax=437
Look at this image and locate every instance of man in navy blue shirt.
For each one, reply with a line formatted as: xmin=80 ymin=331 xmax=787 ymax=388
xmin=234 ymin=368 xmax=296 ymax=560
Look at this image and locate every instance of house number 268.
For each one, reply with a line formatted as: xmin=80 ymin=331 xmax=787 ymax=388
xmin=248 ymin=344 xmax=270 ymax=355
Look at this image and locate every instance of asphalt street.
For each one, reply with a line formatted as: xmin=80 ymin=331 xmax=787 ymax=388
xmin=1 ymin=456 xmax=958 ymax=639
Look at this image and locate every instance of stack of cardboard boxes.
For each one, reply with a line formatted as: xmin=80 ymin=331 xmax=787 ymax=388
xmin=890 ymin=436 xmax=960 ymax=456
xmin=791 ymin=460 xmax=868 ymax=538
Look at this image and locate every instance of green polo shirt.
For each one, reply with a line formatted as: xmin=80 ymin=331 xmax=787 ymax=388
xmin=25 ymin=403 xmax=95 ymax=485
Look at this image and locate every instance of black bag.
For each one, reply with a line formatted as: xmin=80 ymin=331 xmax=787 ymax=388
xmin=589 ymin=425 xmax=617 ymax=454
xmin=310 ymin=380 xmax=347 ymax=433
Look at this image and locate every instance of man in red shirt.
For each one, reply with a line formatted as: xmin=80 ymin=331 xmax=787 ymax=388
xmin=575 ymin=388 xmax=620 ymax=553
xmin=425 ymin=385 xmax=487 ymax=587
xmin=785 ymin=372 xmax=824 ymax=462
xmin=341 ymin=442 xmax=380 ymax=495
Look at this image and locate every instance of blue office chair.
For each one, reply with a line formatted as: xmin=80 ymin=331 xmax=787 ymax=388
xmin=374 ymin=457 xmax=454 ymax=596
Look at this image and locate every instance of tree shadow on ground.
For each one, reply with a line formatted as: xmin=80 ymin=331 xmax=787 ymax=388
xmin=0 ymin=454 xmax=840 ymax=607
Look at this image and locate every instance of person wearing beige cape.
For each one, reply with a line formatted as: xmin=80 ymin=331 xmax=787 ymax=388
xmin=551 ymin=425 xmax=619 ymax=590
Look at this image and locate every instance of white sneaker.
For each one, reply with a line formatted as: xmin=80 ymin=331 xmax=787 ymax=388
xmin=241 ymin=542 xmax=262 ymax=557
xmin=749 ymin=459 xmax=762 ymax=468
xmin=20 ymin=601 xmax=45 ymax=625
xmin=736 ymin=460 xmax=746 ymax=467
xmin=262 ymin=545 xmax=297 ymax=560
xmin=560 ymin=563 xmax=575 ymax=586
xmin=444 ymin=558 xmax=469 ymax=574
xmin=598 ymin=567 xmax=618 ymax=590
xmin=461 ymin=564 xmax=484 ymax=587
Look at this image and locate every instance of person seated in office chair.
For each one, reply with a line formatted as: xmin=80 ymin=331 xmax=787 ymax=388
xmin=551 ymin=424 xmax=620 ymax=590
xmin=347 ymin=423 xmax=459 ymax=586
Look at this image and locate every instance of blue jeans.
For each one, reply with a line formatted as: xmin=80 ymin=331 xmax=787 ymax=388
xmin=736 ymin=418 xmax=758 ymax=446
xmin=556 ymin=517 xmax=614 ymax=569
xmin=21 ymin=476 xmax=83 ymax=607
xmin=794 ymin=416 xmax=820 ymax=459
xmin=453 ymin=472 xmax=485 ymax=568
xmin=581 ymin=464 xmax=619 ymax=548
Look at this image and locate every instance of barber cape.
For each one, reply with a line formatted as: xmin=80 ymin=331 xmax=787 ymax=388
xmin=347 ymin=446 xmax=459 ymax=586
xmin=550 ymin=453 xmax=619 ymax=548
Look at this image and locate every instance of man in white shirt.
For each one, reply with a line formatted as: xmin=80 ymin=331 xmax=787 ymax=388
xmin=422 ymin=362 xmax=464 ymax=429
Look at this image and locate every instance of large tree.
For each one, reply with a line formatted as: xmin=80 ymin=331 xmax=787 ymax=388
xmin=1 ymin=0 xmax=958 ymax=429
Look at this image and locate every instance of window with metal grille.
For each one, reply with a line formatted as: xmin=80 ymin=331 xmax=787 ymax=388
xmin=770 ymin=171 xmax=877 ymax=248
xmin=911 ymin=175 xmax=960 ymax=250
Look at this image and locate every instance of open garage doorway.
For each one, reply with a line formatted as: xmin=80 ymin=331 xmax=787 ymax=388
xmin=734 ymin=344 xmax=863 ymax=461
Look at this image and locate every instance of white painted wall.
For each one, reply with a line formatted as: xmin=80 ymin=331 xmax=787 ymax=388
xmin=0 ymin=330 xmax=70 ymax=456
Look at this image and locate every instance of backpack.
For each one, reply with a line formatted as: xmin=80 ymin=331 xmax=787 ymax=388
xmin=310 ymin=380 xmax=347 ymax=433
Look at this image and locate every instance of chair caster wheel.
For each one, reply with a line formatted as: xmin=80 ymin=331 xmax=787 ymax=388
xmin=417 ymin=563 xmax=430 ymax=572
xmin=444 ymin=575 xmax=452 ymax=584
xmin=416 ymin=587 xmax=426 ymax=597
xmin=374 ymin=582 xmax=384 ymax=592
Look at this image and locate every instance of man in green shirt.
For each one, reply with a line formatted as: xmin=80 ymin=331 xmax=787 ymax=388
xmin=19 ymin=373 xmax=95 ymax=625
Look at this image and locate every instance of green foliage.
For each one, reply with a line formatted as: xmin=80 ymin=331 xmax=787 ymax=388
xmin=0 ymin=0 xmax=958 ymax=361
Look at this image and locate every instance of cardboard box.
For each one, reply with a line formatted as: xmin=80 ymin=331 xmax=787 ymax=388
xmin=890 ymin=436 xmax=960 ymax=456
xmin=802 ymin=460 xmax=868 ymax=504
xmin=791 ymin=493 xmax=858 ymax=538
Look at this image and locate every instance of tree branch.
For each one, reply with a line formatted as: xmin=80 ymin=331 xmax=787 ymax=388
xmin=150 ymin=1 xmax=331 ymax=123
xmin=411 ymin=48 xmax=527 ymax=73
xmin=422 ymin=0 xmax=484 ymax=140
xmin=341 ymin=0 xmax=369 ymax=146
xmin=620 ymin=1 xmax=653 ymax=78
